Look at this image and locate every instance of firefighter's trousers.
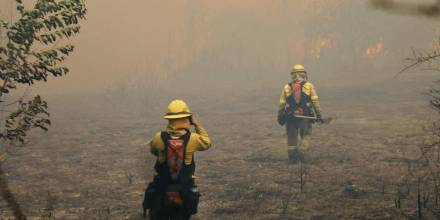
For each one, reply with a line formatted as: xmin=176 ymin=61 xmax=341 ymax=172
xmin=286 ymin=118 xmax=312 ymax=163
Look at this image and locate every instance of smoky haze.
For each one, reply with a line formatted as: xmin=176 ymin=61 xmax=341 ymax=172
xmin=2 ymin=1 xmax=440 ymax=219
xmin=0 ymin=0 xmax=438 ymax=117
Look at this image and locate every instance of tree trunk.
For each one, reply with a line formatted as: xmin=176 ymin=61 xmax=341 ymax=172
xmin=0 ymin=163 xmax=27 ymax=220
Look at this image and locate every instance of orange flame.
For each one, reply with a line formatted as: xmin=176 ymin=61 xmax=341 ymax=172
xmin=361 ymin=40 xmax=384 ymax=57
xmin=310 ymin=37 xmax=333 ymax=59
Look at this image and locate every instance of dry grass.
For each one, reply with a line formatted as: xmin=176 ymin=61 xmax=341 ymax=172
xmin=0 ymin=82 xmax=437 ymax=219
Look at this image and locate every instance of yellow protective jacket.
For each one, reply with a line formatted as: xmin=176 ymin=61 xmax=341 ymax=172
xmin=279 ymin=81 xmax=322 ymax=114
xmin=150 ymin=122 xmax=212 ymax=165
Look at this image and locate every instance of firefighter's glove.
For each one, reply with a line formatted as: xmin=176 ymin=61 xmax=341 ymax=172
xmin=190 ymin=116 xmax=199 ymax=126
xmin=316 ymin=113 xmax=324 ymax=124
xmin=277 ymin=108 xmax=287 ymax=126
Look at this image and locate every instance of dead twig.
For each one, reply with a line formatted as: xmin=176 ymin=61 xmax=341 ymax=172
xmin=394 ymin=49 xmax=440 ymax=78
xmin=281 ymin=165 xmax=299 ymax=216
xmin=125 ymin=171 xmax=134 ymax=185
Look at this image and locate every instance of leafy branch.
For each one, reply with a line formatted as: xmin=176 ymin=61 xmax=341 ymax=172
xmin=0 ymin=0 xmax=86 ymax=143
xmin=1 ymin=95 xmax=51 ymax=143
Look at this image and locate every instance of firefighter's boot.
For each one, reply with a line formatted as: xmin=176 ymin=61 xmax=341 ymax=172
xmin=287 ymin=146 xmax=303 ymax=164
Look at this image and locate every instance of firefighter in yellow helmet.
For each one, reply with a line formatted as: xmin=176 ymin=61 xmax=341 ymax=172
xmin=278 ymin=64 xmax=323 ymax=164
xmin=143 ymin=99 xmax=212 ymax=220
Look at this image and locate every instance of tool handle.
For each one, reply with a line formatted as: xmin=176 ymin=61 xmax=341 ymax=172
xmin=293 ymin=115 xmax=317 ymax=120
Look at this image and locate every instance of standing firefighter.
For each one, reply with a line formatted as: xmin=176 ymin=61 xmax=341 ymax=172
xmin=278 ymin=64 xmax=323 ymax=164
xmin=143 ymin=100 xmax=212 ymax=220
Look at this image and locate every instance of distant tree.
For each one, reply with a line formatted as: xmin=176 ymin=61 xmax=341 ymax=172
xmin=0 ymin=0 xmax=86 ymax=219
xmin=371 ymin=0 xmax=440 ymax=18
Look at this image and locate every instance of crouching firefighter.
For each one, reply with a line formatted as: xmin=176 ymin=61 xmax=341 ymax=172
xmin=143 ymin=99 xmax=212 ymax=220
xmin=277 ymin=64 xmax=323 ymax=164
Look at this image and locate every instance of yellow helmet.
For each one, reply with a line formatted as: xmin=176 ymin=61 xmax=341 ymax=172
xmin=163 ymin=99 xmax=192 ymax=119
xmin=292 ymin=64 xmax=306 ymax=73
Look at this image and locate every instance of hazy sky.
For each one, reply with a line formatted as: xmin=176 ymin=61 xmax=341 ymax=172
xmin=1 ymin=1 xmax=438 ymax=98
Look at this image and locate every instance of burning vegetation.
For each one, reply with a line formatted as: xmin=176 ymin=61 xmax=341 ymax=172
xmin=360 ymin=40 xmax=385 ymax=58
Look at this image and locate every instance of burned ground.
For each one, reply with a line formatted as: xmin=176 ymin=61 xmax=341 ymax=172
xmin=0 ymin=76 xmax=437 ymax=220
